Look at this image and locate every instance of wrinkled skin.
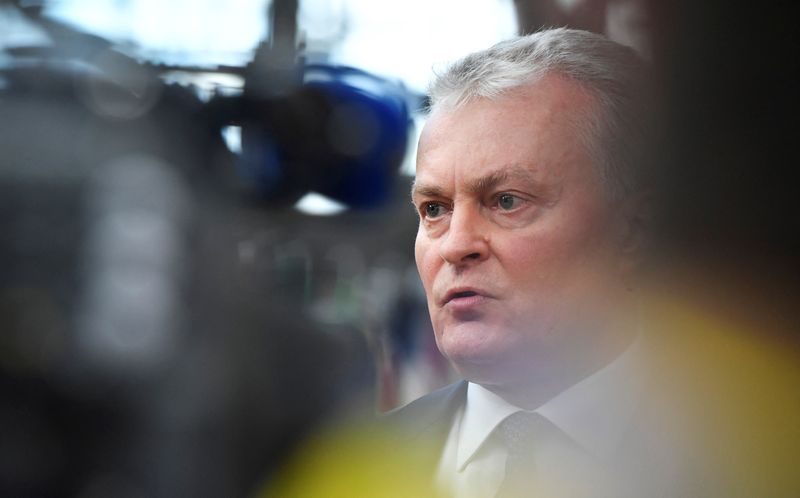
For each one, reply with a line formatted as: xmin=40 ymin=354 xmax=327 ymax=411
xmin=413 ymin=74 xmax=639 ymax=406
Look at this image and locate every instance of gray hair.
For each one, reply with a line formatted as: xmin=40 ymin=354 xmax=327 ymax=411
xmin=428 ymin=28 xmax=649 ymax=198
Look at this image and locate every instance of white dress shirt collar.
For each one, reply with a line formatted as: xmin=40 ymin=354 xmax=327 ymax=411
xmin=456 ymin=381 xmax=520 ymax=471
xmin=457 ymin=336 xmax=645 ymax=470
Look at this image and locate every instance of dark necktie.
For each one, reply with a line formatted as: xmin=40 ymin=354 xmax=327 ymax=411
xmin=494 ymin=411 xmax=575 ymax=498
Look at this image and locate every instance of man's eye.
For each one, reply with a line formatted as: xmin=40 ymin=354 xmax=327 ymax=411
xmin=424 ymin=202 xmax=446 ymax=219
xmin=497 ymin=193 xmax=522 ymax=211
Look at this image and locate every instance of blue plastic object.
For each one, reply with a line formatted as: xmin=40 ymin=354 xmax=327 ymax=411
xmin=302 ymin=64 xmax=411 ymax=208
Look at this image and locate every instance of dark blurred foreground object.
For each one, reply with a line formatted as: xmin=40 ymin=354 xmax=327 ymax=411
xmin=0 ymin=2 xmax=412 ymax=496
xmin=648 ymin=0 xmax=800 ymax=290
xmin=641 ymin=1 xmax=800 ymax=494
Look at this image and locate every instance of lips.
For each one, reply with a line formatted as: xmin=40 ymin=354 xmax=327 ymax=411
xmin=440 ymin=287 xmax=489 ymax=306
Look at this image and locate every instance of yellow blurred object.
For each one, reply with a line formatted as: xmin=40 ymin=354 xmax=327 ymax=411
xmin=261 ymin=421 xmax=448 ymax=498
xmin=642 ymin=288 xmax=800 ymax=497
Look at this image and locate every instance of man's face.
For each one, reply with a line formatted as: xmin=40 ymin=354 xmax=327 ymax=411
xmin=413 ymin=75 xmax=631 ymax=387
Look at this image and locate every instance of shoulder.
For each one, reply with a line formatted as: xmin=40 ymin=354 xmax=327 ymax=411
xmin=382 ymin=381 xmax=467 ymax=441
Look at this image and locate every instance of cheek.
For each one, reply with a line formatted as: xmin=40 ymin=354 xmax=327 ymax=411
xmin=498 ymin=209 xmax=613 ymax=290
xmin=414 ymin=227 xmax=436 ymax=289
xmin=496 ymin=238 xmax=564 ymax=299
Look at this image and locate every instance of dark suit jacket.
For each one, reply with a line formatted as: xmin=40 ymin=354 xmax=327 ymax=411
xmin=382 ymin=381 xmax=467 ymax=476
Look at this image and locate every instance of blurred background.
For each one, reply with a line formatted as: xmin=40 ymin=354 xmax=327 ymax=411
xmin=1 ymin=0 xmax=798 ymax=496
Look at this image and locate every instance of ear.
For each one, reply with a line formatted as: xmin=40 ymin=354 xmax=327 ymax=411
xmin=617 ymin=189 xmax=652 ymax=276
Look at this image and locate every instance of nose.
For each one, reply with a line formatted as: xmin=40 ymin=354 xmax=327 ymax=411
xmin=438 ymin=203 xmax=490 ymax=266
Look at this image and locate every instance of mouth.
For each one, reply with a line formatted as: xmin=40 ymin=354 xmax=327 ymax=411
xmin=450 ymin=290 xmax=478 ymax=300
xmin=441 ymin=288 xmax=486 ymax=306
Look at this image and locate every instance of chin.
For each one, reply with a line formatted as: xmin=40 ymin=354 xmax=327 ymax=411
xmin=436 ymin=321 xmax=522 ymax=381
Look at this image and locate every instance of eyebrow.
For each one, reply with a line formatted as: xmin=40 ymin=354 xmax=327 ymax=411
xmin=410 ymin=182 xmax=444 ymax=200
xmin=466 ymin=167 xmax=536 ymax=196
xmin=411 ymin=165 xmax=545 ymax=201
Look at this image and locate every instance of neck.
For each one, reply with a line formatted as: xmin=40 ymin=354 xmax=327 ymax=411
xmin=479 ymin=307 xmax=639 ymax=410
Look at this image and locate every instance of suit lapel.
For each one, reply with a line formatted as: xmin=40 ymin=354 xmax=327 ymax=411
xmin=384 ymin=380 xmax=468 ymax=450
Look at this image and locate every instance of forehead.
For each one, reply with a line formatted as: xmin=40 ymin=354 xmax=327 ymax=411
xmin=415 ymin=75 xmax=597 ymax=194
